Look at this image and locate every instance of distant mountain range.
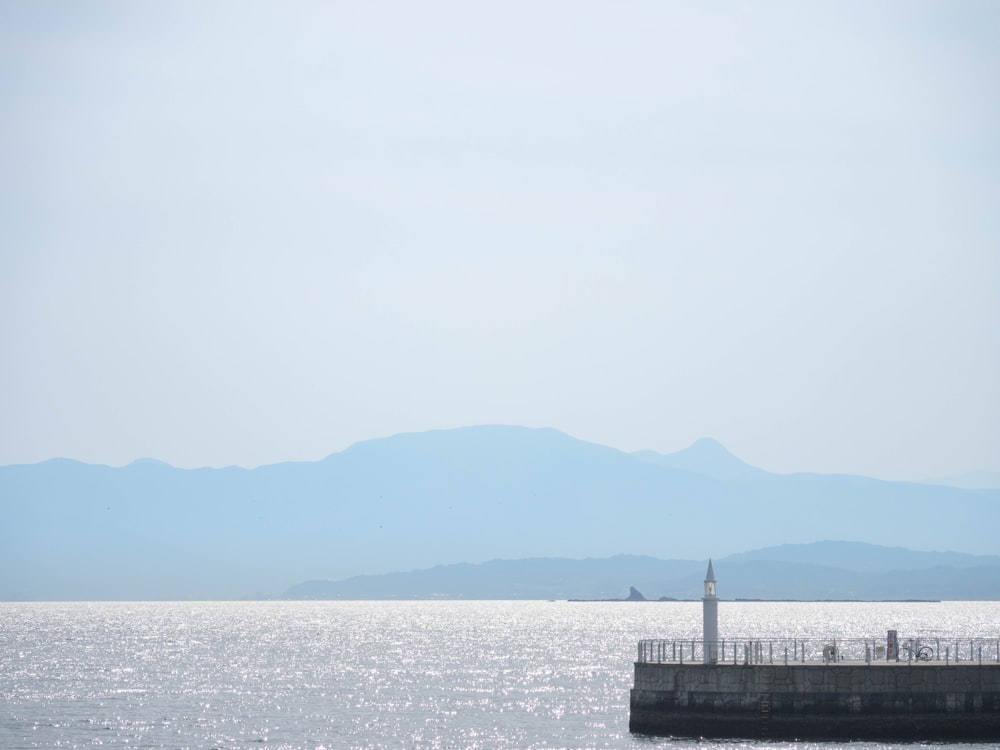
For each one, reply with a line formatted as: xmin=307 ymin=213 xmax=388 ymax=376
xmin=284 ymin=542 xmax=1000 ymax=601
xmin=2 ymin=426 xmax=998 ymax=601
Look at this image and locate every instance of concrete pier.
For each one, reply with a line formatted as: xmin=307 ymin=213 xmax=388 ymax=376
xmin=633 ymin=563 xmax=1000 ymax=739
xmin=630 ymin=660 xmax=1000 ymax=740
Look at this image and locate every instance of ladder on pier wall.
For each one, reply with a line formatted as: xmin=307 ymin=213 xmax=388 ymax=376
xmin=759 ymin=665 xmax=774 ymax=738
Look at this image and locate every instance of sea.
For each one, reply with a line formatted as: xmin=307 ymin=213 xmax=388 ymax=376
xmin=2 ymin=600 xmax=999 ymax=750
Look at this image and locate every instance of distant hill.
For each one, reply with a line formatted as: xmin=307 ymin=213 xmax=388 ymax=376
xmin=2 ymin=426 xmax=998 ymax=600
xmin=633 ymin=437 xmax=769 ymax=481
xmin=723 ymin=540 xmax=1000 ymax=572
xmin=284 ymin=542 xmax=1000 ymax=601
xmin=285 ymin=555 xmax=705 ymax=600
xmin=922 ymin=470 xmax=1000 ymax=491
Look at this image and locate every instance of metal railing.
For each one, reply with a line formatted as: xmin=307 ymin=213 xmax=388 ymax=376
xmin=637 ymin=637 xmax=1000 ymax=665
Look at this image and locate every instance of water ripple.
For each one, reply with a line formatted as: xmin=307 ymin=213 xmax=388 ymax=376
xmin=1 ymin=600 xmax=997 ymax=749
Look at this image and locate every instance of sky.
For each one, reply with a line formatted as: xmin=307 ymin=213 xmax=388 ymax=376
xmin=2 ymin=1 xmax=998 ymax=481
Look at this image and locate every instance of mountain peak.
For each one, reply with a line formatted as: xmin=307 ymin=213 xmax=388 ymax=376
xmin=686 ymin=437 xmax=738 ymax=458
xmin=633 ymin=438 xmax=767 ymax=481
xmin=691 ymin=437 xmax=725 ymax=448
xmin=127 ymin=457 xmax=174 ymax=469
xmin=332 ymin=425 xmax=621 ymax=466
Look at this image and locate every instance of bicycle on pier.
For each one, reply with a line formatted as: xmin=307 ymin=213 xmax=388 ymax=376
xmin=898 ymin=641 xmax=934 ymax=662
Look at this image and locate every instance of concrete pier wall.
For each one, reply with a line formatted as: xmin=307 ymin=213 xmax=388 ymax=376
xmin=629 ymin=662 xmax=1000 ymax=740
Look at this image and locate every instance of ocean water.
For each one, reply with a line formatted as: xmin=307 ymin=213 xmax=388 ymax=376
xmin=2 ymin=600 xmax=998 ymax=749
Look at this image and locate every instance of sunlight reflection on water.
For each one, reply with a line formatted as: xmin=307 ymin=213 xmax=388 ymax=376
xmin=1 ymin=600 xmax=997 ymax=749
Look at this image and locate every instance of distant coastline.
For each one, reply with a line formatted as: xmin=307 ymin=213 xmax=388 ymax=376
xmin=283 ymin=542 xmax=1000 ymax=602
xmin=732 ymin=598 xmax=942 ymax=603
xmin=566 ymin=600 xmax=944 ymax=603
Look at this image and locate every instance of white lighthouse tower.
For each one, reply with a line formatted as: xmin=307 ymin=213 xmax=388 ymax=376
xmin=702 ymin=559 xmax=718 ymax=663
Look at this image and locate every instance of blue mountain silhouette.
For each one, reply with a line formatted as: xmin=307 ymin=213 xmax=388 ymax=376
xmin=2 ymin=426 xmax=997 ymax=600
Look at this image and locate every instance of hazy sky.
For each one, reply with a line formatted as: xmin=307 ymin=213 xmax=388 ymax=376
xmin=2 ymin=1 xmax=998 ymax=480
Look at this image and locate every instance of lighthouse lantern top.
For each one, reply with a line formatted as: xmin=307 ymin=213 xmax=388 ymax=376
xmin=704 ymin=559 xmax=716 ymax=598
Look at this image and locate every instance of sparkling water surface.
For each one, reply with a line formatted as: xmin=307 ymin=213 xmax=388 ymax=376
xmin=2 ymin=600 xmax=998 ymax=749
